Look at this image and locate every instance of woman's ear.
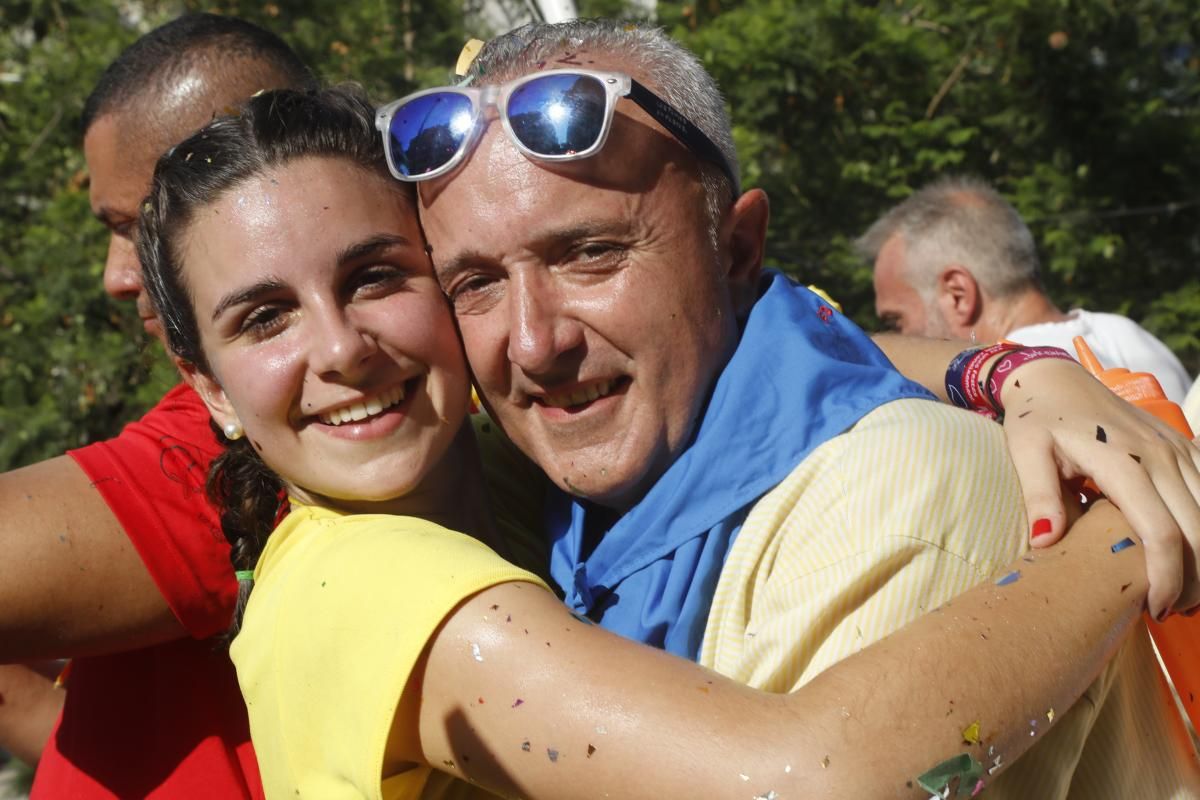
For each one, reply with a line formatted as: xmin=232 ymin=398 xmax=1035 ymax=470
xmin=176 ymin=358 xmax=241 ymax=435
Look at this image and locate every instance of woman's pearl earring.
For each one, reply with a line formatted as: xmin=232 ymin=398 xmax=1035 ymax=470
xmin=223 ymin=421 xmax=244 ymax=441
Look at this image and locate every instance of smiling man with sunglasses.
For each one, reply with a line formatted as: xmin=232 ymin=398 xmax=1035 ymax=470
xmin=394 ymin=19 xmax=1200 ymax=796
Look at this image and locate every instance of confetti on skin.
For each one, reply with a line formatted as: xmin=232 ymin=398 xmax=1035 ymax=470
xmin=753 ymin=792 xmax=779 ymax=800
xmin=1017 ymin=411 xmax=1032 ymax=418
xmin=512 ymin=699 xmax=524 ymax=708
xmin=995 ymin=570 xmax=1021 ymax=586
xmin=739 ymin=773 xmax=750 ymax=782
xmin=1047 ymin=708 xmax=1055 ymax=723
xmin=595 ymin=726 xmax=608 ymax=735
xmin=471 ymin=643 xmax=483 ymax=662
xmin=547 ymin=748 xmax=559 ymax=763
xmin=1096 ymin=425 xmax=1108 ymax=443
xmin=1111 ymin=537 xmax=1137 ymax=554
xmin=821 ymin=756 xmax=830 ymax=769
xmin=961 ymin=721 xmax=982 ymax=745
xmin=1029 ymin=719 xmax=1038 ymax=737
xmin=587 ymin=744 xmax=596 ymax=758
xmin=1120 ymin=582 xmax=1132 ymax=592
xmin=521 ymin=740 xmax=530 ymax=752
xmin=1130 ymin=453 xmax=1142 ymax=463
xmin=916 ymin=753 xmax=984 ymax=796
xmin=971 ymin=778 xmax=986 ymax=797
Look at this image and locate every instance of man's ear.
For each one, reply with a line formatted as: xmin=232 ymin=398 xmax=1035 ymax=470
xmin=933 ymin=265 xmax=981 ymax=334
xmin=722 ymin=188 xmax=770 ymax=315
xmin=175 ymin=357 xmax=240 ymax=433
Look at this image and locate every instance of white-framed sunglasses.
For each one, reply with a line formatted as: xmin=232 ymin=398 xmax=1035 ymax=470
xmin=375 ymin=68 xmax=737 ymax=189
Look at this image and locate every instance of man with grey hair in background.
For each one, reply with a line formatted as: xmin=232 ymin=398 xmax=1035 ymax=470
xmin=859 ymin=174 xmax=1191 ymax=401
xmin=395 ymin=18 xmax=1200 ymax=797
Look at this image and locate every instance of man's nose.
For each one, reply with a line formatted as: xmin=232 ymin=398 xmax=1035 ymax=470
xmin=102 ymin=235 xmax=142 ymax=301
xmin=506 ymin=278 xmax=584 ymax=376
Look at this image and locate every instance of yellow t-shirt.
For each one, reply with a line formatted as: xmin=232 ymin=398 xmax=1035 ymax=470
xmin=230 ymin=505 xmax=547 ymax=799
xmin=702 ymin=398 xmax=1200 ymax=798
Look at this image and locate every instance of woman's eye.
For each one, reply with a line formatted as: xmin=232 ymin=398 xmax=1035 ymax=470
xmin=349 ymin=265 xmax=407 ymax=297
xmin=240 ymin=304 xmax=289 ymax=337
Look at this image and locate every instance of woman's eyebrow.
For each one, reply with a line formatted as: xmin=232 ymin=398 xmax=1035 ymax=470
xmin=335 ymin=233 xmax=413 ymax=267
xmin=211 ymin=277 xmax=287 ymax=322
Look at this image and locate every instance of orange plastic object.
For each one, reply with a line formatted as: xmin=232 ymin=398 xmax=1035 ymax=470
xmin=1074 ymin=335 xmax=1200 ymax=732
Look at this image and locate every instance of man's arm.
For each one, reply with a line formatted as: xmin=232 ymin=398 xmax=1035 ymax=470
xmin=0 ymin=456 xmax=184 ymax=661
xmin=0 ymin=665 xmax=63 ymax=766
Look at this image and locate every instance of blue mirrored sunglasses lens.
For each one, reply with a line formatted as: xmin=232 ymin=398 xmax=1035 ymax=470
xmin=507 ymin=73 xmax=607 ymax=157
xmin=388 ymin=93 xmax=475 ymax=178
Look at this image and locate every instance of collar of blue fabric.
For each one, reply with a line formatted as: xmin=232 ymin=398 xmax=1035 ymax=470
xmin=545 ymin=269 xmax=936 ymax=657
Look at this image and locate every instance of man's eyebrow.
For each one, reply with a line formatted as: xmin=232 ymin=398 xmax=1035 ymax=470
xmin=435 ymin=221 xmax=630 ymax=284
xmin=334 ymin=233 xmax=413 ymax=267
xmin=211 ymin=278 xmax=288 ymax=323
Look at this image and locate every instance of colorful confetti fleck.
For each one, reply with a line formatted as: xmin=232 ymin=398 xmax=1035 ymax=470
xmin=753 ymin=792 xmax=779 ymax=800
xmin=547 ymin=748 xmax=559 ymax=763
xmin=995 ymin=570 xmax=1021 ymax=587
xmin=471 ymin=643 xmax=483 ymax=662
xmin=916 ymin=753 xmax=985 ymax=797
xmin=512 ymin=698 xmax=524 ymax=708
xmin=1046 ymin=708 xmax=1055 ymax=723
xmin=521 ymin=740 xmax=530 ymax=752
xmin=961 ymin=721 xmax=982 ymax=745
xmin=739 ymin=773 xmax=750 ymax=782
xmin=587 ymin=744 xmax=596 ymax=758
xmin=821 ymin=755 xmax=830 ymax=769
xmin=1096 ymin=425 xmax=1107 ymax=443
xmin=971 ymin=778 xmax=986 ymax=797
xmin=1111 ymin=537 xmax=1137 ymax=553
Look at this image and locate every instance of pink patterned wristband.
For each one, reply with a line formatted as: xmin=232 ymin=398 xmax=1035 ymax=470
xmin=985 ymin=346 xmax=1076 ymax=413
xmin=958 ymin=343 xmax=1021 ymax=419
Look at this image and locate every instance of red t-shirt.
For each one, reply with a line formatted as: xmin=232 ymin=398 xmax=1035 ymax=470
xmin=32 ymin=383 xmax=262 ymax=799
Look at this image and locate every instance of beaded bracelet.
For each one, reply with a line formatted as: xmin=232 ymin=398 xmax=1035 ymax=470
xmin=984 ymin=346 xmax=1076 ymax=413
xmin=945 ymin=342 xmax=1023 ymax=420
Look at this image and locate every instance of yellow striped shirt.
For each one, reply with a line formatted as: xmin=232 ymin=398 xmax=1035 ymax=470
xmin=700 ymin=398 xmax=1200 ymax=798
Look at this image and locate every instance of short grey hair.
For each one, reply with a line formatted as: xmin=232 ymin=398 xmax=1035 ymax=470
xmin=469 ymin=19 xmax=741 ymax=246
xmin=855 ymin=175 xmax=1041 ymax=300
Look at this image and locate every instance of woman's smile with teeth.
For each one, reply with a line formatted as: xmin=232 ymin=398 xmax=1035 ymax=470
xmin=318 ymin=384 xmax=407 ymax=426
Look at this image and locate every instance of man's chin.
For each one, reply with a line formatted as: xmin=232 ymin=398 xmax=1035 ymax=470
xmin=143 ymin=317 xmax=167 ymax=344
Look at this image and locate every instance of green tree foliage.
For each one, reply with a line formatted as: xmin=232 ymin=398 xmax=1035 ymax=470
xmin=663 ymin=0 xmax=1200 ymax=363
xmin=2 ymin=1 xmax=1198 ymax=470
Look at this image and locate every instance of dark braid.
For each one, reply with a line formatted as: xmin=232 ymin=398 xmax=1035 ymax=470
xmin=137 ymin=85 xmax=410 ymax=636
xmin=206 ymin=430 xmax=284 ymax=639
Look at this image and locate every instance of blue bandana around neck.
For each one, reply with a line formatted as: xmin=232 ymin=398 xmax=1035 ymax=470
xmin=546 ymin=270 xmax=935 ymax=660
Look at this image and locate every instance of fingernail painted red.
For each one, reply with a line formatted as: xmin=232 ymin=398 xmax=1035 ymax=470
xmin=1031 ymin=518 xmax=1053 ymax=538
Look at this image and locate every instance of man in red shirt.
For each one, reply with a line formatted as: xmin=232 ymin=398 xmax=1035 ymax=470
xmin=0 ymin=14 xmax=312 ymax=798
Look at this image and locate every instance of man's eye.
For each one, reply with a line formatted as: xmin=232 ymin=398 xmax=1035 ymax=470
xmin=450 ymin=274 xmax=494 ymax=299
xmin=574 ymin=242 xmax=622 ymax=261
